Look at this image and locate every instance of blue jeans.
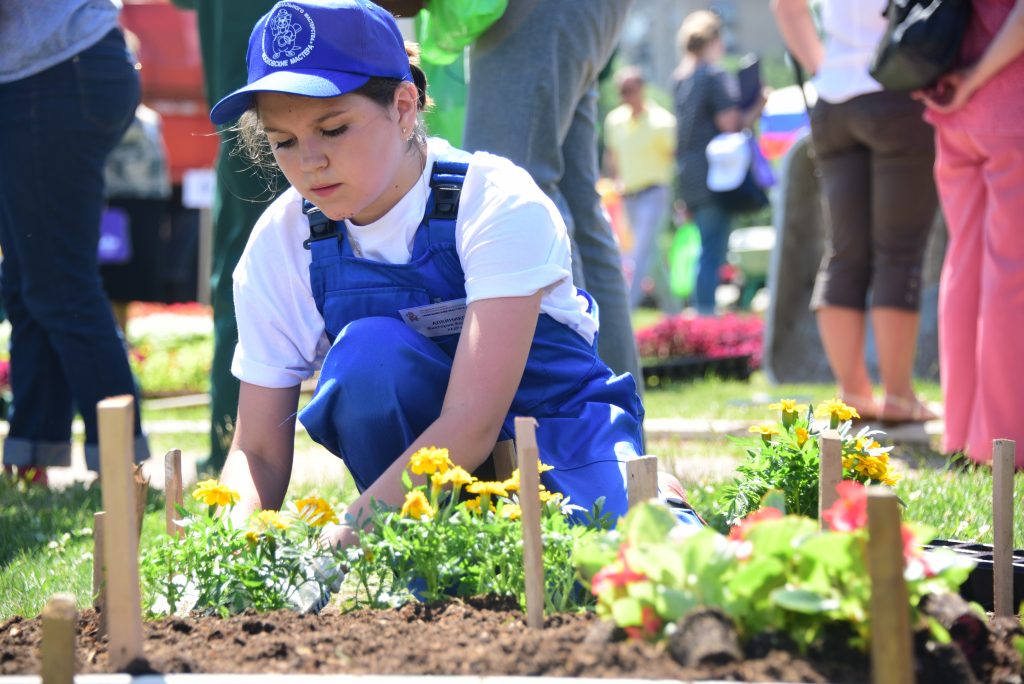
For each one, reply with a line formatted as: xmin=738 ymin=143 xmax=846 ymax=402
xmin=692 ymin=201 xmax=733 ymax=316
xmin=0 ymin=30 xmax=148 ymax=471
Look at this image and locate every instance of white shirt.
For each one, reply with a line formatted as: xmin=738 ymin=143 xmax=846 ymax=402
xmin=231 ymin=138 xmax=595 ymax=389
xmin=813 ymin=0 xmax=887 ymax=103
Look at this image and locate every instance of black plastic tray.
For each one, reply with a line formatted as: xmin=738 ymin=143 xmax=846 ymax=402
xmin=925 ymin=539 xmax=1024 ymax=611
xmin=641 ymin=354 xmax=753 ymax=384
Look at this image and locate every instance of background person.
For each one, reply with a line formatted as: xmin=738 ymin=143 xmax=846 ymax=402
xmin=0 ymin=0 xmax=149 ymax=480
xmin=461 ymin=0 xmax=643 ymax=386
xmin=169 ymin=0 xmax=281 ymax=475
xmin=772 ymin=0 xmax=940 ymax=424
xmin=673 ymin=10 xmax=764 ymax=317
xmin=603 ymin=66 xmax=678 ymax=311
xmin=918 ymin=0 xmax=1024 ymax=465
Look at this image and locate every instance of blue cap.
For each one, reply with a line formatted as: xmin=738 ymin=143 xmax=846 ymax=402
xmin=209 ymin=0 xmax=413 ymax=125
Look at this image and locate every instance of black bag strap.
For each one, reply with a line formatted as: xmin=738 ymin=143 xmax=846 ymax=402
xmin=302 ymin=200 xmax=337 ymax=250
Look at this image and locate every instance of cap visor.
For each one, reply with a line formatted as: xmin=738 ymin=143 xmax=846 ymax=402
xmin=209 ymin=70 xmax=372 ymax=125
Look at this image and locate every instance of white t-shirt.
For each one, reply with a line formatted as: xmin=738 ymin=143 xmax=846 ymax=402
xmin=813 ymin=0 xmax=887 ymax=104
xmin=231 ymin=138 xmax=596 ymax=389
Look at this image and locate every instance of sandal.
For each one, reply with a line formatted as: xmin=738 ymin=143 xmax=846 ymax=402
xmin=880 ymin=395 xmax=939 ymax=427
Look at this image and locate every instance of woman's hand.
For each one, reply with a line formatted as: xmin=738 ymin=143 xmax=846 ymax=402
xmin=916 ymin=67 xmax=981 ymax=113
xmin=319 ymin=521 xmax=360 ymax=551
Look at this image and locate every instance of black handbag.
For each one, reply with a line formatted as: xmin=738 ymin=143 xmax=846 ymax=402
xmin=870 ymin=0 xmax=972 ymax=92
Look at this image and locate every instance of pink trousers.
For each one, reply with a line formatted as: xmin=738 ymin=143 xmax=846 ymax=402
xmin=935 ymin=124 xmax=1024 ymax=465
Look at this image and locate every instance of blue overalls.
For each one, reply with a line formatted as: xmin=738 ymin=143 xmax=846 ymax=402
xmin=297 ymin=159 xmax=678 ymax=523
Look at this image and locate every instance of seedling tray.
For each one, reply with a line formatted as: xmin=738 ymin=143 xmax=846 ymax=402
xmin=925 ymin=538 xmax=1024 ymax=611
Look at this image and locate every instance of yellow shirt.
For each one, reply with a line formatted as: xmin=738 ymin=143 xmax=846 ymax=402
xmin=603 ymin=101 xmax=676 ymax=194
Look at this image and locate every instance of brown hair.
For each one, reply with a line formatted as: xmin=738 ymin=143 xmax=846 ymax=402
xmin=677 ymin=10 xmax=722 ymax=56
xmin=234 ymin=42 xmax=430 ymax=173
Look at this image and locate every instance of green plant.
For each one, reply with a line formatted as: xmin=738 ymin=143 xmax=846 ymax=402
xmin=139 ymin=481 xmax=341 ymax=617
xmin=574 ymin=483 xmax=975 ymax=650
xmin=342 ymin=447 xmax=610 ymax=613
xmin=718 ymin=399 xmax=901 ymax=525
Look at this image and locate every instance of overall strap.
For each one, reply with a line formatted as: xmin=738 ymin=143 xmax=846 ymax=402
xmin=302 ymin=199 xmax=343 ymax=260
xmin=423 ymin=160 xmax=469 ymax=245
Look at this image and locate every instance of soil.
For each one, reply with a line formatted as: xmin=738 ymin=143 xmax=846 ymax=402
xmin=1 ymin=596 xmax=1021 ymax=682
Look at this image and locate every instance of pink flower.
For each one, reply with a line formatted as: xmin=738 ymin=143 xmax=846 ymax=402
xmin=822 ymin=481 xmax=868 ymax=532
xmin=728 ymin=507 xmax=784 ymax=541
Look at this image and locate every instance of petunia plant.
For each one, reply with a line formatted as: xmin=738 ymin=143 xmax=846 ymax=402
xmin=139 ymin=479 xmax=343 ymax=617
xmin=718 ymin=399 xmax=901 ymax=525
xmin=574 ymin=482 xmax=975 ymax=650
xmin=341 ymin=446 xmax=610 ymax=613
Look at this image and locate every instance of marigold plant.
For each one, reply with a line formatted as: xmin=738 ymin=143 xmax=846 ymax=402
xmin=140 ymin=486 xmax=342 ymax=617
xmin=719 ymin=399 xmax=901 ymax=524
xmin=342 ymin=446 xmax=611 ymax=612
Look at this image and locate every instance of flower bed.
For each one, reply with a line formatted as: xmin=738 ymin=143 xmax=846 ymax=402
xmin=1 ymin=598 xmax=1021 ymax=680
xmin=636 ymin=315 xmax=763 ymax=385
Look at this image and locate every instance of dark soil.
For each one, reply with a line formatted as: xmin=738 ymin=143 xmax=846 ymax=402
xmin=0 ymin=596 xmax=1021 ymax=682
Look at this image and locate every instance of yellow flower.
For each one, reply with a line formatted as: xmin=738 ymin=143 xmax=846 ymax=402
xmin=538 ymin=489 xmax=563 ymax=504
xmin=538 ymin=462 xmax=555 ymax=473
xmin=882 ymin=472 xmax=902 ymax=486
xmin=795 ymin=427 xmax=809 ymax=447
xmin=245 ymin=530 xmax=261 ymax=544
xmin=400 ymin=490 xmax=434 ymax=519
xmin=294 ymin=496 xmax=339 ymax=527
xmin=192 ymin=479 xmax=240 ymax=508
xmin=500 ymin=503 xmax=522 ymax=520
xmin=252 ymin=510 xmax=291 ymax=531
xmin=466 ymin=480 xmax=509 ymax=498
xmin=463 ymin=496 xmax=494 ymax=515
xmin=409 ymin=446 xmax=453 ymax=476
xmin=769 ymin=399 xmax=807 ymax=415
xmin=503 ymin=469 xmax=520 ymax=493
xmin=749 ymin=423 xmax=782 ymax=443
xmin=814 ymin=399 xmax=860 ymax=422
xmin=433 ymin=466 xmax=474 ymax=488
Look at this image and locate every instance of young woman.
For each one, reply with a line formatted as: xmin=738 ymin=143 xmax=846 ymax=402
xmin=208 ymin=0 xmax=702 ymax=545
xmin=918 ymin=0 xmax=1024 ymax=466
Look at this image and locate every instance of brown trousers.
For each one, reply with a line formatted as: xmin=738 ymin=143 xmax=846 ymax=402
xmin=809 ymin=90 xmax=938 ymax=311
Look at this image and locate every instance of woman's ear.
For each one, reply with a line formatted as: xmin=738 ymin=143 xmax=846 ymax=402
xmin=393 ymin=81 xmax=420 ymax=137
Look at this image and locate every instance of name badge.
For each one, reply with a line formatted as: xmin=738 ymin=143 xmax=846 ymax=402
xmin=398 ymin=298 xmax=467 ymax=338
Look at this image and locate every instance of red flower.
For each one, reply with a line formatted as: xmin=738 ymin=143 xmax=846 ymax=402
xmin=822 ymin=481 xmax=868 ymax=532
xmin=623 ymin=605 xmax=664 ymax=641
xmin=591 ymin=545 xmax=647 ymax=596
xmin=728 ymin=506 xmax=783 ymax=540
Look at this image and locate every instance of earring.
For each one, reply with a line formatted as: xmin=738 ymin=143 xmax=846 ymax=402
xmin=401 ymin=127 xmax=407 ymax=136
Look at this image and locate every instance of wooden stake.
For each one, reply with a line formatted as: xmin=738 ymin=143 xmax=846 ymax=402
xmin=993 ymin=439 xmax=1016 ymax=617
xmin=41 ymin=593 xmax=77 ymax=684
xmin=164 ymin=449 xmax=184 ymax=539
xmin=867 ymin=488 xmax=914 ymax=684
xmin=490 ymin=439 xmax=517 ymax=483
xmin=97 ymin=395 xmax=144 ymax=671
xmin=818 ymin=430 xmax=843 ymax=527
xmin=626 ymin=455 xmax=659 ymax=509
xmin=92 ymin=512 xmax=107 ymax=637
xmin=514 ymin=416 xmax=545 ymax=630
xmin=133 ymin=463 xmax=149 ymax=537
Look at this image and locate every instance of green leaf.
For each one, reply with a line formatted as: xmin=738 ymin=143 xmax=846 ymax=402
xmin=621 ymin=502 xmax=677 ymax=545
xmin=655 ymin=586 xmax=698 ymax=622
xmin=610 ymin=596 xmax=645 ymax=626
xmin=927 ymin=617 xmax=952 ymax=645
xmin=760 ymin=489 xmax=787 ymax=514
xmin=770 ymin=588 xmax=837 ymax=614
xmin=401 ymin=470 xmax=412 ymax=491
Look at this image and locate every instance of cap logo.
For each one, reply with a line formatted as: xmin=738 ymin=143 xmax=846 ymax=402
xmin=262 ymin=3 xmax=316 ymax=68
